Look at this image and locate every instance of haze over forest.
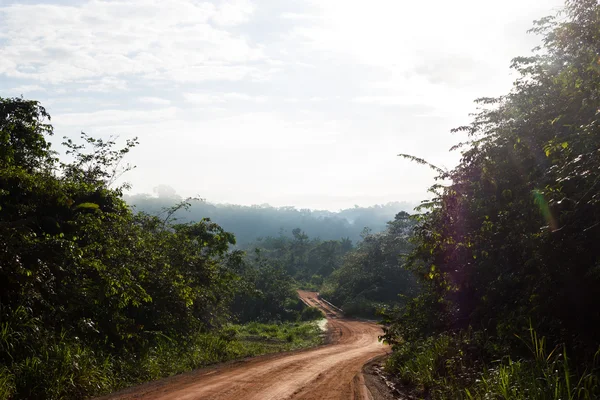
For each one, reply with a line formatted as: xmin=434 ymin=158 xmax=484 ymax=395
xmin=126 ymin=186 xmax=415 ymax=244
xmin=3 ymin=0 xmax=600 ymax=399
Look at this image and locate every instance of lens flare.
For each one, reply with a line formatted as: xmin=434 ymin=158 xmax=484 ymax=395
xmin=532 ymin=189 xmax=558 ymax=231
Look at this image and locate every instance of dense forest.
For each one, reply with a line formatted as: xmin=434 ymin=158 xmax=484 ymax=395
xmin=242 ymin=211 xmax=417 ymax=317
xmin=0 ymin=99 xmax=329 ymax=398
xmin=381 ymin=0 xmax=600 ymax=398
xmin=124 ymin=192 xmax=412 ymax=246
xmin=0 ymin=96 xmax=416 ymax=398
xmin=3 ymin=0 xmax=600 ymax=399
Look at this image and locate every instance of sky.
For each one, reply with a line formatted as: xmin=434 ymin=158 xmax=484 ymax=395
xmin=1 ymin=0 xmax=564 ymax=210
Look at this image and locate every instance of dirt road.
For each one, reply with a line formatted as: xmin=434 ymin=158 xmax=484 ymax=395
xmin=106 ymin=291 xmax=389 ymax=400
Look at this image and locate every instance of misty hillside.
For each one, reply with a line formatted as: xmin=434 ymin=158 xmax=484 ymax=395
xmin=124 ymin=190 xmax=415 ymax=245
xmin=8 ymin=0 xmax=600 ymax=398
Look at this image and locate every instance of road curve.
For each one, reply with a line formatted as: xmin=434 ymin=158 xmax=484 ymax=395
xmin=105 ymin=291 xmax=389 ymax=400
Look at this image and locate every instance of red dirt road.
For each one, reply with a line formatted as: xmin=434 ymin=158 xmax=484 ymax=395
xmin=104 ymin=291 xmax=389 ymax=400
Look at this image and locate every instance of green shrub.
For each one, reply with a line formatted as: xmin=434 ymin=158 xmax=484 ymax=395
xmin=386 ymin=326 xmax=600 ymax=400
xmin=341 ymin=298 xmax=380 ymax=318
xmin=0 ymin=366 xmax=15 ymax=400
xmin=299 ymin=306 xmax=324 ymax=321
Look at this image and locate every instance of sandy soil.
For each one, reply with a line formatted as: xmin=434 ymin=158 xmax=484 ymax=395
xmin=103 ymin=290 xmax=389 ymax=400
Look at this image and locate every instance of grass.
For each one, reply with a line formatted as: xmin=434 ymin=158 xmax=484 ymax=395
xmin=231 ymin=320 xmax=324 ymax=354
xmin=385 ymin=325 xmax=600 ymax=400
xmin=0 ymin=319 xmax=324 ymax=400
xmin=108 ymin=320 xmax=324 ymax=397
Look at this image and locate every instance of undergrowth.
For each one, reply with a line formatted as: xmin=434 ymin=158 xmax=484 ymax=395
xmin=0 ymin=318 xmax=323 ymax=400
xmin=385 ymin=325 xmax=600 ymax=399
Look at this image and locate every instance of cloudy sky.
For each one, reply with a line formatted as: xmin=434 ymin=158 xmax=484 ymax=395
xmin=2 ymin=0 xmax=564 ymax=210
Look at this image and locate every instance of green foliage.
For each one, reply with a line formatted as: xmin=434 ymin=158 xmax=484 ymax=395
xmin=230 ymin=249 xmax=303 ymax=323
xmin=0 ymin=96 xmax=320 ymax=398
xmin=234 ymin=320 xmax=323 ymax=349
xmin=0 ymin=305 xmax=116 ymax=398
xmin=385 ymin=0 xmax=600 ymax=397
xmin=0 ymin=97 xmax=55 ymax=172
xmin=322 ymin=212 xmax=418 ymax=318
xmin=248 ymin=230 xmax=354 ymax=284
xmin=388 ymin=0 xmax=600 ymax=350
xmin=386 ymin=327 xmax=600 ymax=400
xmin=0 ymin=365 xmax=15 ymax=400
xmin=299 ymin=306 xmax=324 ymax=321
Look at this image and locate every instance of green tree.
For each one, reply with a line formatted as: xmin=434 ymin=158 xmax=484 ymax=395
xmin=323 ymin=212 xmax=417 ymax=317
xmin=0 ymin=97 xmax=249 ymax=398
xmin=387 ymin=0 xmax=600 ymax=358
xmin=231 ymin=249 xmax=300 ymax=322
xmin=0 ymin=98 xmax=55 ymax=171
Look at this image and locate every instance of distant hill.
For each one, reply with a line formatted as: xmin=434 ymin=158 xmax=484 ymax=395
xmin=124 ymin=193 xmax=415 ymax=246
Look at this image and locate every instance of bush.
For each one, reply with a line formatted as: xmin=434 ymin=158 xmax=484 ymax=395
xmin=341 ymin=298 xmax=380 ymax=318
xmin=385 ymin=327 xmax=600 ymax=400
xmin=299 ymin=306 xmax=324 ymax=321
xmin=0 ymin=366 xmax=15 ymax=400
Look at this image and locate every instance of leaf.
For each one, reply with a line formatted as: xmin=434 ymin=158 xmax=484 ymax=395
xmin=74 ymin=202 xmax=100 ymax=210
xmin=397 ymin=154 xmax=446 ymax=175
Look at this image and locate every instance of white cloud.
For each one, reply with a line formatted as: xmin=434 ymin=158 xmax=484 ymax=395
xmin=0 ymin=0 xmax=266 ymax=86
xmin=184 ymin=92 xmax=268 ymax=104
xmin=294 ymin=0 xmax=564 ymax=110
xmin=79 ymin=77 xmax=128 ymax=93
xmin=55 ymin=107 xmax=179 ymax=127
xmin=280 ymin=12 xmax=319 ymax=21
xmin=0 ymin=0 xmax=568 ymax=210
xmin=212 ymin=0 xmax=254 ymax=26
xmin=138 ymin=97 xmax=171 ymax=105
xmin=7 ymin=84 xmax=46 ymax=94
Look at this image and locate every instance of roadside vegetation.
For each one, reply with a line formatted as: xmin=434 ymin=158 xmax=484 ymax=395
xmin=105 ymin=320 xmax=324 ymax=396
xmin=232 ymin=321 xmax=324 ymax=353
xmin=382 ymin=0 xmax=600 ymax=398
xmin=4 ymin=1 xmax=598 ymax=399
xmin=0 ymin=98 xmax=324 ymax=399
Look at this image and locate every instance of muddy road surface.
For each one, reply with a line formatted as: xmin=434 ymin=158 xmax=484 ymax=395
xmin=104 ymin=291 xmax=389 ymax=400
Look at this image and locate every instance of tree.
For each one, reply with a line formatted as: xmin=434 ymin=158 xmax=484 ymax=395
xmin=322 ymin=213 xmax=417 ymax=317
xmin=386 ymin=0 xmax=600 ymax=357
xmin=0 ymin=97 xmax=246 ymax=397
xmin=0 ymin=98 xmax=54 ymax=171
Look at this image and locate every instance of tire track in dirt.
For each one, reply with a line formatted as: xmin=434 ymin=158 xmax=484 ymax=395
xmin=103 ymin=290 xmax=389 ymax=400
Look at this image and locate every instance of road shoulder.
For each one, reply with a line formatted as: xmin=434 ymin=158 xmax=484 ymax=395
xmin=362 ymin=354 xmax=402 ymax=400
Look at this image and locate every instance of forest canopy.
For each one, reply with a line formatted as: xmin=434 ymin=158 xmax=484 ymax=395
xmin=124 ymin=193 xmax=413 ymax=246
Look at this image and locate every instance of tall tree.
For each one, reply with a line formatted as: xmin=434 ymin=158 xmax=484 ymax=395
xmin=387 ymin=0 xmax=600 ymax=357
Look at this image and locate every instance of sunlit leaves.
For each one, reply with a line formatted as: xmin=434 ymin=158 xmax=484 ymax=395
xmin=387 ymin=0 xmax=600 ymax=355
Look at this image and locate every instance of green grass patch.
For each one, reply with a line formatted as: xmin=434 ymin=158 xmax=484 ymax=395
xmin=0 ymin=320 xmax=324 ymax=400
xmin=230 ymin=320 xmax=324 ymax=355
xmin=385 ymin=326 xmax=600 ymax=399
xmin=109 ymin=320 xmax=324 ymax=396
